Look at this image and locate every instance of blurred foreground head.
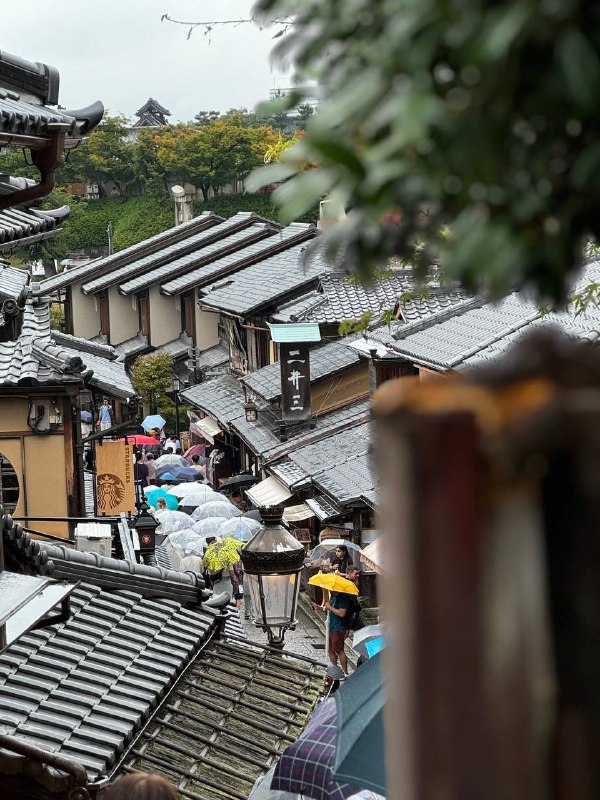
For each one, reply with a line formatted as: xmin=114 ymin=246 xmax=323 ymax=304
xmin=104 ymin=772 xmax=179 ymax=800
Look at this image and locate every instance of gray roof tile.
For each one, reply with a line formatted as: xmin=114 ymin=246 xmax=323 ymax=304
xmin=161 ymin=222 xmax=316 ymax=296
xmin=199 ymin=242 xmax=326 ymax=316
xmin=84 ymin=213 xmax=270 ymax=296
xmin=40 ymin=212 xmax=221 ymax=294
xmin=273 ymin=268 xmax=467 ymax=325
xmin=0 ymin=206 xmax=69 ymax=250
xmin=118 ymin=222 xmax=279 ymax=295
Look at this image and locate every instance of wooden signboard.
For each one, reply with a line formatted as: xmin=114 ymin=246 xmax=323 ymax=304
xmin=96 ymin=441 xmax=135 ymax=515
xmin=280 ymin=342 xmax=312 ymax=422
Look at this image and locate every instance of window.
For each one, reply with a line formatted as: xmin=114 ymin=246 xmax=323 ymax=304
xmin=0 ymin=454 xmax=19 ymax=514
xmin=98 ymin=290 xmax=110 ymax=338
xmin=138 ymin=291 xmax=150 ymax=339
xmin=180 ymin=292 xmax=196 ymax=342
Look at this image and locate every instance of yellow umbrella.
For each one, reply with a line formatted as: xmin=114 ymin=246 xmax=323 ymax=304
xmin=308 ymin=573 xmax=359 ymax=595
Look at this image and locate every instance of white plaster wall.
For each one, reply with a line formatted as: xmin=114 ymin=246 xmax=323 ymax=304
xmin=149 ymin=286 xmax=180 ymax=347
xmin=71 ymin=282 xmax=101 ymax=339
xmin=195 ymin=306 xmax=220 ymax=350
xmin=108 ymin=288 xmax=139 ymax=345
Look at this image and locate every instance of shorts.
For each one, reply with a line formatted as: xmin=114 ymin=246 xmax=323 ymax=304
xmin=233 ymin=591 xmax=244 ymax=601
xmin=329 ymin=632 xmax=346 ymax=655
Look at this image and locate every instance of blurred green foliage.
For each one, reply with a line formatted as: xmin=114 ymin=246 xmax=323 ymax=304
xmin=252 ymin=0 xmax=600 ymax=303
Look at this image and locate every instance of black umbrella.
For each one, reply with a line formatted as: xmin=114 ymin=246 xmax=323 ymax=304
xmin=243 ymin=509 xmax=262 ymax=522
xmin=219 ymin=473 xmax=260 ymax=491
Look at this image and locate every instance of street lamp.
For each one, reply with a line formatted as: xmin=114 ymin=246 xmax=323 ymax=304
xmin=240 ymin=505 xmax=306 ymax=648
xmin=244 ymin=398 xmax=258 ymax=423
xmin=132 ymin=501 xmax=159 ymax=553
xmin=172 ymin=375 xmax=181 ymax=440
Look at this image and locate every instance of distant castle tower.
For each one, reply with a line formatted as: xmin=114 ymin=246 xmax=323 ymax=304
xmin=133 ymin=98 xmax=171 ymax=128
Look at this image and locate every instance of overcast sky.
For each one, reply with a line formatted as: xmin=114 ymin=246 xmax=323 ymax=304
xmin=2 ymin=0 xmax=287 ymax=122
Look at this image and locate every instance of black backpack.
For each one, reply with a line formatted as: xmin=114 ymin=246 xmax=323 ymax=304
xmin=344 ymin=596 xmax=365 ymax=631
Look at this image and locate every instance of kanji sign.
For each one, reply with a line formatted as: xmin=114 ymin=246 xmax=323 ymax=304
xmin=280 ymin=343 xmax=311 ymax=422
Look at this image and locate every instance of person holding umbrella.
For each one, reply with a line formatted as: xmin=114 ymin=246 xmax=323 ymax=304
xmin=312 ymin=591 xmax=350 ymax=674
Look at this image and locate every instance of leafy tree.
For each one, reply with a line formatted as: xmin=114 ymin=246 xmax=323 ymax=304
xmin=77 ymin=115 xmax=138 ymax=198
xmin=251 ymin=0 xmax=600 ymax=303
xmin=195 ymin=110 xmax=221 ymax=125
xmin=129 ymin=128 xmax=169 ymax=195
xmin=131 ymin=352 xmax=175 ymax=414
xmin=295 ymin=102 xmax=314 ymax=130
xmin=156 ymin=120 xmax=279 ymax=200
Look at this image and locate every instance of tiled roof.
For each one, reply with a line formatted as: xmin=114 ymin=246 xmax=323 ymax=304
xmin=50 ymin=331 xmax=115 ymax=360
xmin=268 ymin=458 xmax=310 ymax=489
xmin=0 ymin=92 xmax=103 ymax=139
xmin=113 ymin=333 xmax=148 ymax=359
xmin=0 ymin=299 xmax=85 ymax=386
xmin=199 ymin=242 xmax=326 ymax=317
xmin=116 ymin=220 xmax=279 ymax=296
xmin=196 ymin=341 xmax=230 ymax=371
xmin=81 ymin=214 xmax=260 ymax=296
xmin=0 ymin=522 xmax=323 ymax=798
xmin=161 ymin=223 xmax=317 ymax=296
xmin=180 ymin=373 xmax=244 ymax=429
xmin=39 ymin=213 xmax=221 ymax=295
xmin=241 ymin=339 xmax=364 ymax=402
xmin=0 ymin=206 xmax=69 ymax=251
xmin=274 ymin=420 xmax=375 ymax=508
xmin=0 ymin=263 xmax=28 ymax=300
xmin=154 ymin=333 xmax=192 ymax=360
xmin=272 ymin=269 xmax=467 ymax=326
xmin=60 ymin=344 xmax=134 ymax=399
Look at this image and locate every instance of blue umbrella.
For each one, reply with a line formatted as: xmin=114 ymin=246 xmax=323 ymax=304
xmin=80 ymin=410 xmax=93 ymax=423
xmin=141 ymin=414 xmax=166 ymax=431
xmin=170 ymin=466 xmax=200 ymax=481
xmin=158 ymin=471 xmax=176 ymax=481
xmin=333 ymin=652 xmax=385 ymax=795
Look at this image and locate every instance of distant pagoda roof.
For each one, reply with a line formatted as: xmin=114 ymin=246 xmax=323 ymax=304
xmin=133 ymin=97 xmax=171 ymax=127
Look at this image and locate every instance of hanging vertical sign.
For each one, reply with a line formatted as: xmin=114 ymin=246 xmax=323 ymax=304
xmin=280 ymin=342 xmax=312 ymax=422
xmin=96 ymin=442 xmax=135 ymax=515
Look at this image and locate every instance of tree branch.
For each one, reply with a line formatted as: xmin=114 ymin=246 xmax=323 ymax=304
xmin=160 ymin=14 xmax=293 ymax=41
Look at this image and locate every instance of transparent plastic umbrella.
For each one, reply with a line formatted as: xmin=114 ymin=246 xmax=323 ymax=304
xmin=310 ymin=540 xmax=363 ymax=562
xmin=167 ymin=529 xmax=205 ymax=556
xmin=155 ymin=454 xmax=189 ymax=470
xmin=154 ymin=509 xmax=194 ymax=534
xmin=178 ymin=490 xmax=222 ymax=509
xmin=218 ymin=516 xmax=262 ymax=542
xmin=192 ymin=517 xmax=228 ymax=536
xmin=192 ymin=501 xmax=242 ymax=521
xmin=167 ymin=483 xmax=212 ymax=498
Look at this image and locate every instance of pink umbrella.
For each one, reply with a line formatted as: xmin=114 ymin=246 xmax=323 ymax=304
xmin=184 ymin=444 xmax=206 ymax=460
xmin=118 ymin=435 xmax=160 ymax=446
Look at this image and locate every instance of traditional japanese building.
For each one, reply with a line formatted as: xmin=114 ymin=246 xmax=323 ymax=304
xmin=132 ymin=97 xmax=171 ymax=128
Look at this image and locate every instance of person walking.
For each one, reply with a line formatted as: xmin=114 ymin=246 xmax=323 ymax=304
xmin=229 ymin=558 xmax=244 ymax=611
xmin=331 ymin=544 xmax=353 ymax=577
xmin=163 ymin=434 xmax=181 ymax=453
xmin=312 ymin=590 xmax=350 ymax=674
xmin=134 ymin=451 xmax=149 ymax=494
xmin=146 ymin=453 xmax=156 ymax=483
xmin=96 ymin=398 xmax=114 ymax=432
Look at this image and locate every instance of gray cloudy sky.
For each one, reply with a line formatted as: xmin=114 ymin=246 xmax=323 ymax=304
xmin=2 ymin=1 xmax=286 ymax=121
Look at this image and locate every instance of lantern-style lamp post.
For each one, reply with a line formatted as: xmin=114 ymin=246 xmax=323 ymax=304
xmin=132 ymin=501 xmax=159 ymax=553
xmin=240 ymin=505 xmax=306 ymax=647
xmin=244 ymin=398 xmax=258 ymax=423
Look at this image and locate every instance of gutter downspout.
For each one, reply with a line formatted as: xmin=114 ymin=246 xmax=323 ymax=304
xmin=0 ymin=127 xmax=68 ymax=211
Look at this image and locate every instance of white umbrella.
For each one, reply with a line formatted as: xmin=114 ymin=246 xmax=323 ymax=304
xmin=167 ymin=483 xmax=212 ymax=498
xmin=167 ymin=529 xmax=205 ymax=556
xmin=351 ymin=624 xmax=386 ymax=659
xmin=155 ymin=509 xmax=194 ymax=534
xmin=218 ymin=516 xmax=261 ymax=542
xmin=192 ymin=501 xmax=242 ymax=522
xmin=178 ymin=490 xmax=222 ymax=508
xmin=309 ymin=539 xmax=363 ymax=562
xmin=154 ymin=454 xmax=189 ymax=469
xmin=192 ymin=517 xmax=228 ymax=536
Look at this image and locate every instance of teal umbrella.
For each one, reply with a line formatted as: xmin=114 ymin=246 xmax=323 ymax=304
xmin=332 ymin=652 xmax=385 ymax=794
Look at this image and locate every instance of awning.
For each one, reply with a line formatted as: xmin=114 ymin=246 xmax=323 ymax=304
xmin=283 ymin=503 xmax=315 ymax=523
xmin=246 ymin=475 xmax=292 ymax=507
xmin=194 ymin=416 xmax=222 ymax=445
xmin=361 ymin=537 xmax=383 ymax=573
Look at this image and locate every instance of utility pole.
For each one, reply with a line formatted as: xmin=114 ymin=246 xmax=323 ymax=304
xmin=106 ymin=221 xmax=114 ymax=256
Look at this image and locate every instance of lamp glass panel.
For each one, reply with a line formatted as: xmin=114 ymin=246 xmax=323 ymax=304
xmin=247 ymin=572 xmax=300 ymax=627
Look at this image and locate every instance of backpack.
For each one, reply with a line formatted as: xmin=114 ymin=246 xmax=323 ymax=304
xmin=344 ymin=596 xmax=365 ymax=632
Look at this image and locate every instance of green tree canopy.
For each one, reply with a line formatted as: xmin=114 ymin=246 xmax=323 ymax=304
xmin=252 ymin=0 xmax=600 ymax=303
xmin=156 ymin=119 xmax=279 ymax=200
xmin=131 ymin=352 xmax=175 ymax=414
